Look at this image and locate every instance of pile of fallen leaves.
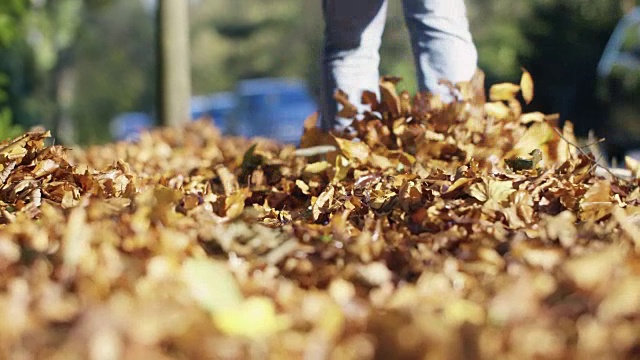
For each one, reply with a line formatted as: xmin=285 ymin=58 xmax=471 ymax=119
xmin=1 ymin=71 xmax=640 ymax=359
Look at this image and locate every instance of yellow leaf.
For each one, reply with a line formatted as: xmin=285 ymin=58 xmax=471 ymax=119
xmin=333 ymin=155 xmax=350 ymax=183
xmin=508 ymin=122 xmax=555 ymax=158
xmin=370 ymin=153 xmax=393 ymax=169
xmin=316 ymin=300 xmax=345 ymax=338
xmin=445 ymin=177 xmax=472 ymax=194
xmin=489 ymin=83 xmax=520 ymax=102
xmin=467 ymin=182 xmax=488 ymax=202
xmin=489 ymin=180 xmax=516 ymax=203
xmin=304 ymin=161 xmax=330 ymax=175
xmin=444 ymin=299 xmax=485 ymax=326
xmin=295 ymin=179 xmax=310 ymax=194
xmin=225 ymin=188 xmax=250 ymax=220
xmin=519 ymin=112 xmax=545 ymax=124
xmin=484 ymin=102 xmax=511 ymax=120
xmin=625 ymin=156 xmax=640 ymax=179
xmin=333 ymin=137 xmax=370 ymax=164
xmin=312 ymin=185 xmax=334 ymax=221
xmin=181 ymin=258 xmax=243 ymax=313
xmin=520 ymin=68 xmax=534 ymax=104
xmin=213 ymin=297 xmax=290 ymax=338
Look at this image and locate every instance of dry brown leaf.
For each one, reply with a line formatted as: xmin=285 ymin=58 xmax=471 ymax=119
xmin=335 ymin=89 xmax=358 ymax=118
xmin=579 ymin=180 xmax=613 ymax=222
xmin=312 ymin=185 xmax=334 ymax=221
xmin=333 ymin=137 xmax=370 ymax=164
xmin=467 ymin=178 xmax=515 ymax=204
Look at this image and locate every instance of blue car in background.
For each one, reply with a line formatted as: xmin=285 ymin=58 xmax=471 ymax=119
xmin=110 ymin=78 xmax=317 ymax=143
xmin=190 ymin=91 xmax=237 ymax=132
xmin=110 ymin=112 xmax=154 ymax=142
xmin=233 ymin=78 xmax=317 ymax=144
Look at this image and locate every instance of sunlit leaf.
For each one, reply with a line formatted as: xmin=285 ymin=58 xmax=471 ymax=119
xmin=213 ymin=297 xmax=290 ymax=338
xmin=312 ymin=185 xmax=334 ymax=221
xmin=508 ymin=122 xmax=555 ymax=158
xmin=489 ymin=83 xmax=520 ymax=102
xmin=520 ymin=68 xmax=534 ymax=104
xmin=225 ymin=188 xmax=251 ymax=220
xmin=295 ymin=179 xmax=310 ymax=195
xmin=333 ymin=137 xmax=370 ymax=164
xmin=333 ymin=154 xmax=350 ymax=183
xmin=304 ymin=161 xmax=331 ymax=174
xmin=468 ymin=179 xmax=515 ymax=204
xmin=485 ymin=102 xmax=511 ymax=120
xmin=579 ymin=180 xmax=612 ymax=222
xmin=181 ymin=258 xmax=243 ymax=313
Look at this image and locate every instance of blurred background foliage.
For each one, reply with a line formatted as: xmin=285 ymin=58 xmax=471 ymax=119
xmin=0 ymin=0 xmax=638 ymax=144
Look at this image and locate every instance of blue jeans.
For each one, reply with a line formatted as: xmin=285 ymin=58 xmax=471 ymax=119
xmin=320 ymin=0 xmax=478 ymax=131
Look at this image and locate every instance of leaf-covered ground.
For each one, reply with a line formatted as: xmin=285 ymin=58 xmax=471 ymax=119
xmin=1 ymin=72 xmax=640 ymax=359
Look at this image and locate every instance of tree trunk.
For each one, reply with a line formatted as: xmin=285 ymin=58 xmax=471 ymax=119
xmin=157 ymin=0 xmax=191 ymax=126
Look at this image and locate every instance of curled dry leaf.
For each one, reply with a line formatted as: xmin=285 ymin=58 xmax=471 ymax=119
xmin=334 ymin=89 xmax=358 ymax=119
xmin=333 ymin=137 xmax=370 ymax=164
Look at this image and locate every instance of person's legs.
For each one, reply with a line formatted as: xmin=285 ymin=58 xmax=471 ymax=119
xmin=402 ymin=0 xmax=477 ymax=101
xmin=321 ymin=0 xmax=387 ymax=131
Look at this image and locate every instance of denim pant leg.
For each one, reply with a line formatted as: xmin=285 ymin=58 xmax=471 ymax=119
xmin=321 ymin=0 xmax=388 ymax=131
xmin=402 ymin=0 xmax=477 ymax=101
